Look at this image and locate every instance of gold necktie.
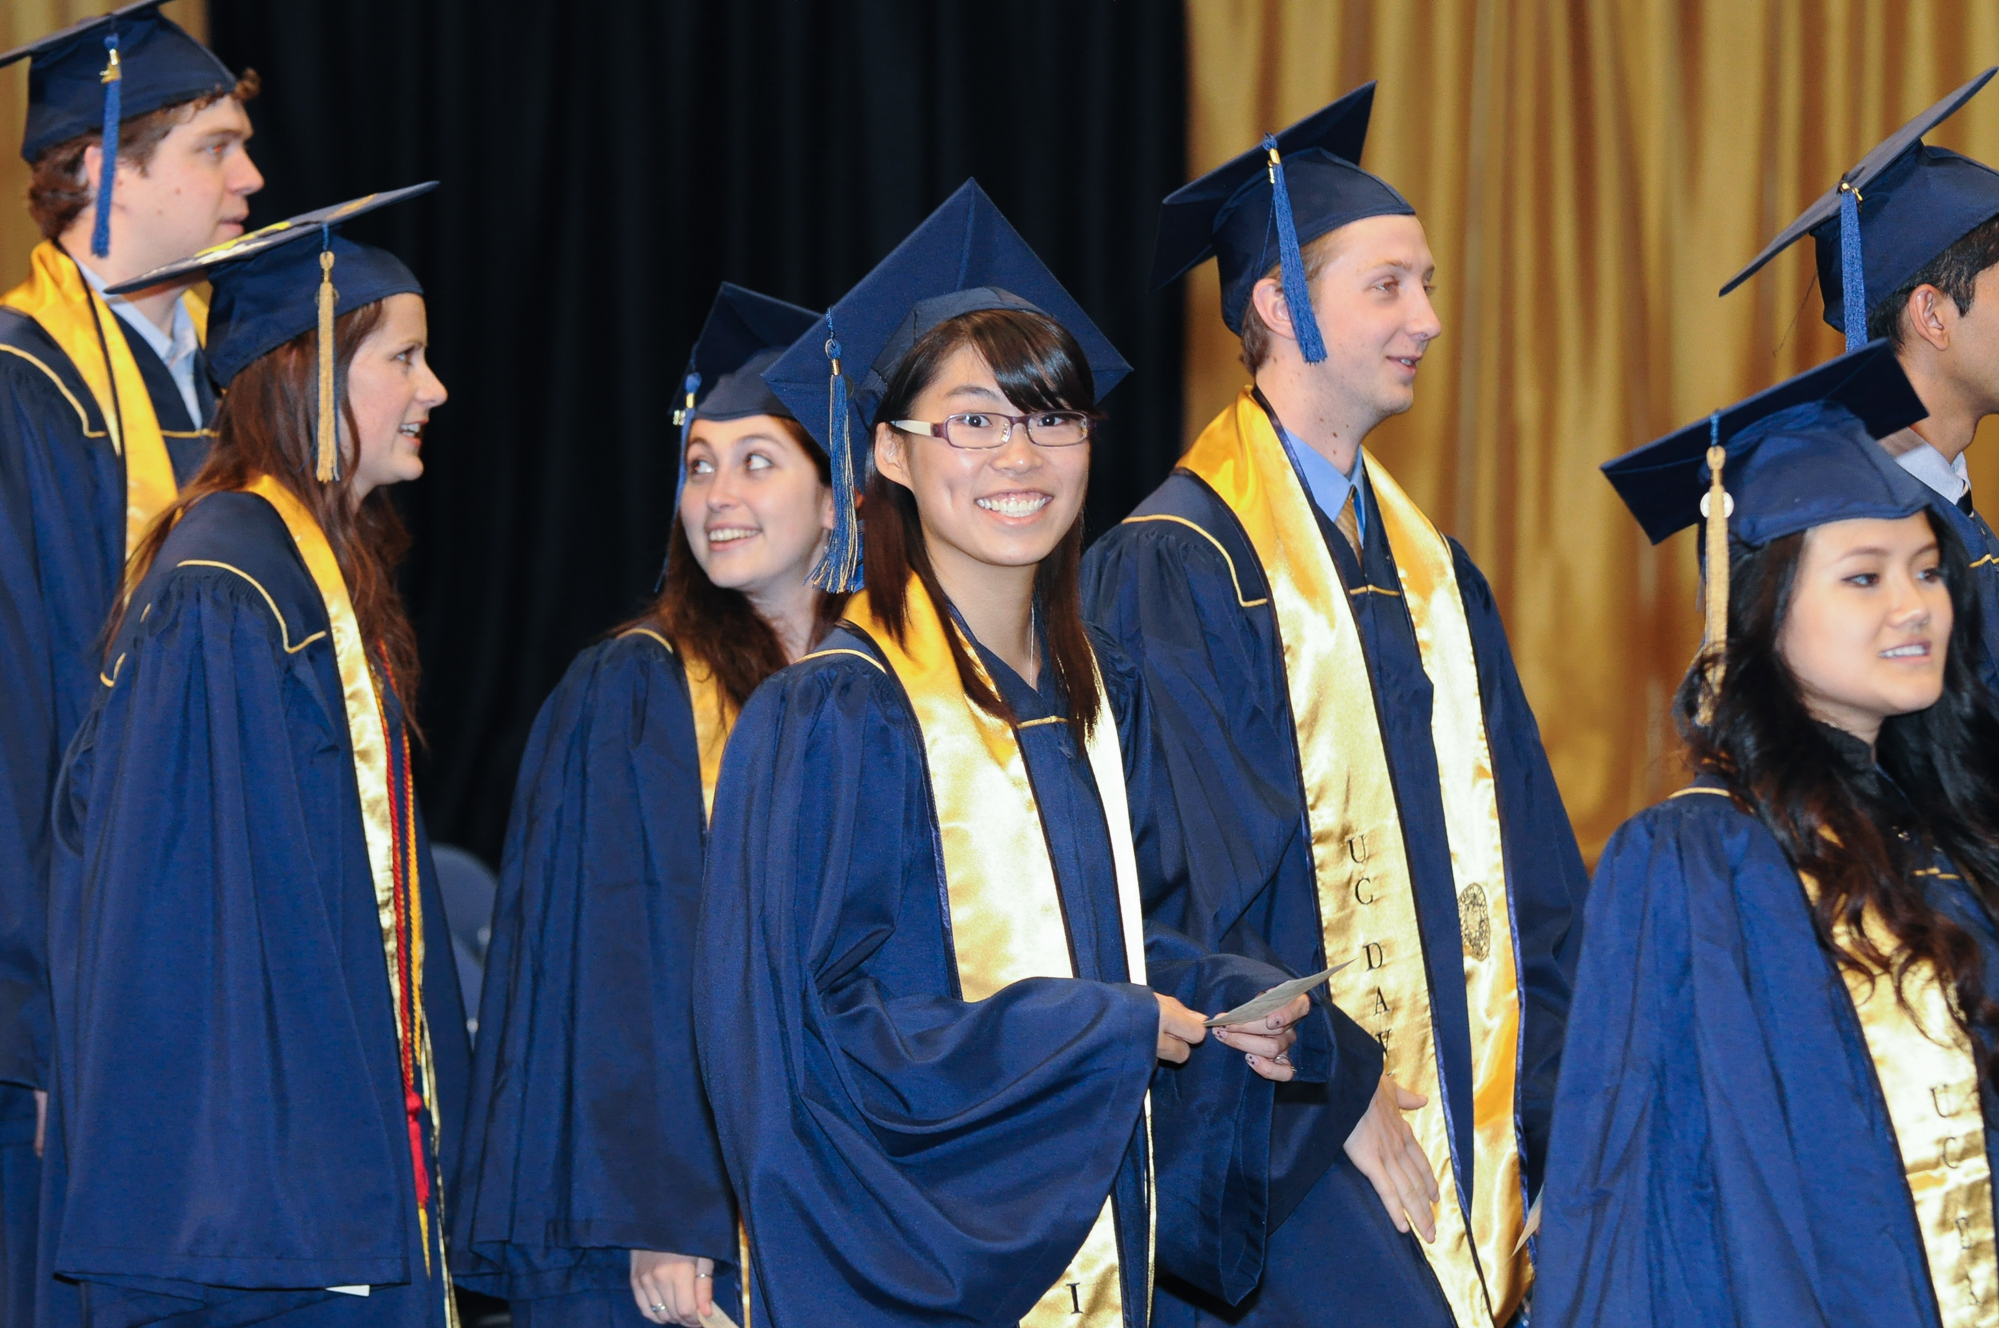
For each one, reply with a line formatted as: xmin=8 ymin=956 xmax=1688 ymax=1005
xmin=1334 ymin=488 xmax=1362 ymax=559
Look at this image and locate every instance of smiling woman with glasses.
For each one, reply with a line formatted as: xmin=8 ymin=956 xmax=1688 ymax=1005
xmin=692 ymin=182 xmax=1342 ymax=1328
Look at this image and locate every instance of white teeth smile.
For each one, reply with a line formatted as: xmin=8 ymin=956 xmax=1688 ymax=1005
xmin=976 ymin=493 xmax=1052 ymax=517
xmin=398 ymin=424 xmax=422 ymax=437
xmin=707 ymin=526 xmax=759 ymax=545
xmin=1881 ymin=644 xmax=1928 ymax=658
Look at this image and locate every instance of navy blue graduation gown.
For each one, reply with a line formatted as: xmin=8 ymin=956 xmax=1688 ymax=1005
xmin=41 ymin=491 xmax=468 ymax=1328
xmin=1926 ymin=491 xmax=1999 ymax=693
xmin=1535 ymin=776 xmax=1999 ymax=1326
xmin=452 ymin=630 xmax=743 ymax=1320
xmin=693 ymin=619 xmax=1329 ymax=1328
xmin=1082 ymin=465 xmax=1584 ymax=1326
xmin=0 ymin=304 xmax=212 ymax=1327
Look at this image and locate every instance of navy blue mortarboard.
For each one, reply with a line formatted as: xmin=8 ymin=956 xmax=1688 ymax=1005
xmin=669 ymin=284 xmax=820 ymax=512
xmin=1 ymin=2 xmax=238 ymax=258
xmin=107 ymin=183 xmax=435 ymax=483
xmin=1151 ymin=83 xmax=1415 ymax=360
xmin=1604 ymin=340 xmax=1930 ymax=712
xmin=1720 ymin=68 xmax=1999 ymax=351
xmin=762 ymin=180 xmax=1130 ymax=592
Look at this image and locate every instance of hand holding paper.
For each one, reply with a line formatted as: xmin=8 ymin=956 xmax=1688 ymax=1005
xmin=1203 ymin=960 xmax=1351 ymax=1028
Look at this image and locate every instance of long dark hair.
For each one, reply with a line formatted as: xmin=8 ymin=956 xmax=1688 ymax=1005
xmin=116 ymin=299 xmax=422 ymax=703
xmin=1678 ymin=510 xmax=1999 ymax=1075
xmin=863 ymin=306 xmax=1099 ymax=747
xmin=619 ymin=414 xmax=845 ymax=712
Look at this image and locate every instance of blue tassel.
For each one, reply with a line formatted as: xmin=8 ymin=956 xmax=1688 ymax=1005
xmin=90 ymin=31 xmax=122 ymax=259
xmin=808 ymin=314 xmax=864 ymax=593
xmin=1264 ymin=134 xmax=1327 ymax=364
xmin=1839 ymin=183 xmax=1867 ymax=352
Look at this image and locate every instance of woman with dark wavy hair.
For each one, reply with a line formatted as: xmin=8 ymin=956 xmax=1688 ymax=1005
xmin=1536 ymin=345 xmax=1999 ymax=1328
xmin=41 ymin=189 xmax=469 ymax=1328
xmin=453 ymin=285 xmax=842 ymax=1328
xmin=692 ymin=183 xmax=1348 ymax=1328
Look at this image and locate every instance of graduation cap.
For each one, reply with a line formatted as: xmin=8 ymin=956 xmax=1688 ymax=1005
xmin=0 ymin=2 xmax=238 ymax=259
xmin=1151 ymin=82 xmax=1415 ymax=361
xmin=1603 ymin=340 xmax=1930 ymax=714
xmin=1720 ymin=68 xmax=1999 ymax=351
xmin=107 ymin=183 xmax=436 ymax=484
xmin=762 ymin=179 xmax=1130 ymax=593
xmin=669 ymin=283 xmax=821 ymax=512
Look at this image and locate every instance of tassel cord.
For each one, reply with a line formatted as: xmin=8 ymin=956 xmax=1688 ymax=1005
xmin=1839 ymin=183 xmax=1868 ymax=352
xmin=315 ymin=240 xmax=339 ymax=482
xmin=90 ymin=35 xmax=122 ymax=259
xmin=809 ymin=315 xmax=863 ymax=592
xmin=1699 ymin=414 xmax=1730 ymax=722
xmin=1264 ymin=134 xmax=1328 ymax=364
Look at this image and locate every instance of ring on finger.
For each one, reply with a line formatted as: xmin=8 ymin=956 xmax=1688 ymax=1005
xmin=650 ymin=1305 xmax=668 ymax=1315
xmin=694 ymin=1271 xmax=714 ymax=1279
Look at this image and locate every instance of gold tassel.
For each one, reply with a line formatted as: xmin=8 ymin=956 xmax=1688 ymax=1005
xmin=1698 ymin=439 xmax=1731 ymax=722
xmin=315 ymin=248 xmax=337 ymax=482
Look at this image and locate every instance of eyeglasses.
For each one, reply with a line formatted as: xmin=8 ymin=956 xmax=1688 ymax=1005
xmin=893 ymin=410 xmax=1094 ymax=450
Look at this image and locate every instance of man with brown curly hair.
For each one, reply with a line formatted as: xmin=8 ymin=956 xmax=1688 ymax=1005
xmin=0 ymin=4 xmax=261 ymax=1319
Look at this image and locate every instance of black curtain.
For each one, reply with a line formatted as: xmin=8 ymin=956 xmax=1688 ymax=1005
xmin=205 ymin=0 xmax=1189 ymax=865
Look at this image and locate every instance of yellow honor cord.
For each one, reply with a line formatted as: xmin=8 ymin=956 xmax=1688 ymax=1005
xmin=1701 ymin=441 xmax=1730 ymax=721
xmin=315 ymin=249 xmax=337 ymax=482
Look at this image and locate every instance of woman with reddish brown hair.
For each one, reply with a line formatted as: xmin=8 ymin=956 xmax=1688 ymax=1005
xmin=41 ymin=187 xmax=468 ymax=1328
xmin=452 ymin=285 xmax=839 ymax=1328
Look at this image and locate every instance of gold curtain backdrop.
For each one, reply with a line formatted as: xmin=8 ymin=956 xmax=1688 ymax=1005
xmin=0 ymin=0 xmax=207 ymax=287
xmin=1185 ymin=0 xmax=1999 ymax=859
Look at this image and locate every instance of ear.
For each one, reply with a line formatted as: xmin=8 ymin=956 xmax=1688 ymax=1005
xmin=873 ymin=421 xmax=912 ymax=491
xmin=1905 ymin=284 xmax=1954 ymax=353
xmin=1249 ymin=274 xmax=1298 ymax=345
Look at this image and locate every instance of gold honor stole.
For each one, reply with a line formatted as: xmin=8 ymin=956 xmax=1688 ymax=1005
xmin=243 ymin=477 xmax=455 ymax=1323
xmin=1172 ymin=390 xmax=1527 ymax=1325
xmin=1805 ymin=866 xmax=1999 ymax=1326
xmin=3 ymin=241 xmax=207 ymax=557
xmin=825 ymin=575 xmax=1152 ymax=1328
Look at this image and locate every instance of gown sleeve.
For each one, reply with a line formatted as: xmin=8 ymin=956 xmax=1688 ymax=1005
xmin=47 ymin=567 xmax=411 ymax=1293
xmin=1102 ymin=639 xmax=1339 ymax=1306
xmin=0 ymin=360 xmax=105 ymax=1092
xmin=1083 ymin=521 xmax=1386 ymax=1213
xmin=453 ymin=636 xmax=736 ymax=1298
xmin=1535 ymin=802 xmax=1845 ymax=1327
xmin=1450 ymin=542 xmax=1584 ymax=1195
xmin=692 ymin=657 xmax=1161 ymax=1327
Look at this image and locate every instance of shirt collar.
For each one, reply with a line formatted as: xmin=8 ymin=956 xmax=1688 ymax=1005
xmin=1890 ymin=433 xmax=1971 ymax=504
xmin=72 ymin=255 xmax=200 ymax=372
xmin=1276 ymin=419 xmax=1366 ymax=539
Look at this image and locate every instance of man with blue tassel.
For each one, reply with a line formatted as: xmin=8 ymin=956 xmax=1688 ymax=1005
xmin=1083 ymin=83 xmax=1585 ymax=1327
xmin=0 ymin=3 xmax=262 ymax=1320
xmin=1722 ymin=67 xmax=1999 ymax=690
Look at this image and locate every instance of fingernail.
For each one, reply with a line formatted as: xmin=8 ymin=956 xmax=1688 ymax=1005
xmin=1245 ymin=1053 xmax=1256 ymax=1065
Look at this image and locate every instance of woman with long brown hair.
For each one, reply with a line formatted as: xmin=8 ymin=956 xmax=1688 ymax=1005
xmin=452 ymin=285 xmax=839 ymax=1328
xmin=1538 ymin=344 xmax=1999 ymax=1327
xmin=693 ymin=183 xmax=1333 ymax=1328
xmin=41 ymin=187 xmax=467 ymax=1328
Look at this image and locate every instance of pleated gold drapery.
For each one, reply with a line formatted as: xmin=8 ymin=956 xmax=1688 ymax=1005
xmin=0 ymin=0 xmax=208 ymax=286
xmin=1185 ymin=1 xmax=1999 ymax=858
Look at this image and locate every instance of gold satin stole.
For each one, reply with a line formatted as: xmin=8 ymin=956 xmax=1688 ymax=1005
xmin=1167 ymin=389 xmax=1528 ymax=1326
xmin=1810 ymin=866 xmax=1998 ymax=1326
xmin=237 ymin=477 xmax=456 ymax=1325
xmin=820 ymin=574 xmax=1153 ymax=1328
xmin=3 ymin=241 xmax=208 ymax=557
